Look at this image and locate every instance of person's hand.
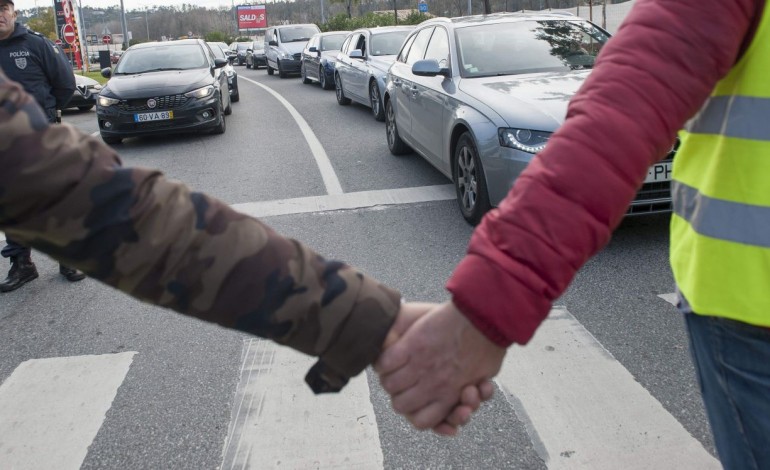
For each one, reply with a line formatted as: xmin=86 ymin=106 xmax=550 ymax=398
xmin=376 ymin=301 xmax=506 ymax=432
xmin=380 ymin=302 xmax=496 ymax=436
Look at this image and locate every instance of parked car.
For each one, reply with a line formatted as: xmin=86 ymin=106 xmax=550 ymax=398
xmin=208 ymin=41 xmax=240 ymax=103
xmin=264 ymin=23 xmax=321 ymax=78
xmin=110 ymin=50 xmax=123 ymax=64
xmin=334 ymin=26 xmax=414 ymax=121
xmin=66 ymin=73 xmax=102 ymax=111
xmin=384 ymin=12 xmax=676 ymax=224
xmin=96 ymin=39 xmax=231 ymax=144
xmin=245 ymin=39 xmax=266 ymax=69
xmin=300 ymin=31 xmax=349 ymax=90
xmin=230 ymin=41 xmax=251 ymax=65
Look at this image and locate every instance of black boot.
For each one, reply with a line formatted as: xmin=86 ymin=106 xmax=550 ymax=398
xmin=0 ymin=256 xmax=39 ymax=292
xmin=60 ymin=265 xmax=86 ymax=282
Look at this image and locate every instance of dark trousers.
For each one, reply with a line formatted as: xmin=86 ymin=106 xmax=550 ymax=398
xmin=1 ymin=237 xmax=31 ymax=259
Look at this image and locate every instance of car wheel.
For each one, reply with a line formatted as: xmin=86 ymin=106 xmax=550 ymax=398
xmin=224 ymin=94 xmax=233 ymax=116
xmin=335 ymin=73 xmax=351 ymax=105
xmin=231 ymin=87 xmax=240 ymax=103
xmin=454 ymin=132 xmax=491 ymax=225
xmin=320 ymin=67 xmax=332 ymax=90
xmin=278 ymin=61 xmax=287 ymax=79
xmin=370 ymin=80 xmax=384 ymax=122
xmin=267 ymin=65 xmax=274 ymax=76
xmin=213 ymin=99 xmax=226 ymax=135
xmin=301 ymin=63 xmax=311 ymax=84
xmin=78 ymin=105 xmax=94 ymax=111
xmin=101 ymin=134 xmax=122 ymax=145
xmin=385 ymin=99 xmax=410 ymax=155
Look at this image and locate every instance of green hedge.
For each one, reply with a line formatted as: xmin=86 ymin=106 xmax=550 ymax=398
xmin=320 ymin=11 xmax=430 ymax=31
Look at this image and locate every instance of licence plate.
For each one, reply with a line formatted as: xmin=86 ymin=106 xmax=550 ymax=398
xmin=644 ymin=161 xmax=672 ymax=183
xmin=134 ymin=111 xmax=173 ymax=122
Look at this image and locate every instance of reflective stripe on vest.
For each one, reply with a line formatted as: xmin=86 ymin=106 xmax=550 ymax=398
xmin=670 ymin=5 xmax=770 ymax=327
xmin=684 ymin=96 xmax=770 ymax=141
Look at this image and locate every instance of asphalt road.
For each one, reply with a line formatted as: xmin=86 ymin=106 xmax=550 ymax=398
xmin=0 ymin=65 xmax=714 ymax=469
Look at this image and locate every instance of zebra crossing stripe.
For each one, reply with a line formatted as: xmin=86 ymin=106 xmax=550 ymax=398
xmin=0 ymin=352 xmax=136 ymax=470
xmin=496 ymin=307 xmax=718 ymax=469
xmin=221 ymin=339 xmax=384 ymax=470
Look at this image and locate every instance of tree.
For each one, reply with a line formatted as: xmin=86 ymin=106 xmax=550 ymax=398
xmin=26 ymin=7 xmax=57 ymax=40
xmin=329 ymin=0 xmax=361 ymax=19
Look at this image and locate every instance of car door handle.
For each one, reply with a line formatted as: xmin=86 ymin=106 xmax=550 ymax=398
xmin=392 ymin=78 xmax=401 ymax=86
xmin=410 ymin=86 xmax=419 ymax=96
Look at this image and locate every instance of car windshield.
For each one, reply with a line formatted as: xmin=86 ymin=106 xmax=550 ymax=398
xmin=320 ymin=34 xmax=347 ymax=51
xmin=115 ymin=44 xmax=208 ymax=74
xmin=235 ymin=43 xmax=249 ymax=51
xmin=456 ymin=20 xmax=609 ymax=78
xmin=370 ymin=30 xmax=411 ymax=56
xmin=279 ymin=26 xmax=319 ymax=43
xmin=208 ymin=43 xmax=226 ymax=59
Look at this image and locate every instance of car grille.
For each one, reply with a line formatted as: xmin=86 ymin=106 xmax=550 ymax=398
xmin=118 ymin=94 xmax=189 ymax=112
xmin=293 ymin=53 xmax=302 ymax=60
xmin=626 ymin=139 xmax=679 ymax=216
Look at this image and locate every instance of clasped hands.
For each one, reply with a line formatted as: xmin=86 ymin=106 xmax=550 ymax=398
xmin=375 ymin=301 xmax=507 ymax=436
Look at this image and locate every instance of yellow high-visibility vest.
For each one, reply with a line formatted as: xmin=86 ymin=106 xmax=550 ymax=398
xmin=671 ymin=7 xmax=770 ymax=327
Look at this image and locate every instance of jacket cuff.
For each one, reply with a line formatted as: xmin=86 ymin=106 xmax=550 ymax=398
xmin=305 ymin=276 xmax=400 ymax=394
xmin=447 ymin=253 xmax=551 ymax=347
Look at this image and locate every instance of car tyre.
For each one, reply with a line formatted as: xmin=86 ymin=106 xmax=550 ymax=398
xmin=213 ymin=99 xmax=226 ymax=135
xmin=454 ymin=132 xmax=491 ymax=225
xmin=320 ymin=67 xmax=332 ymax=90
xmin=267 ymin=65 xmax=274 ymax=76
xmin=370 ymin=80 xmax=384 ymax=122
xmin=335 ymin=73 xmax=351 ymax=105
xmin=231 ymin=86 xmax=240 ymax=103
xmin=301 ymin=63 xmax=311 ymax=84
xmin=278 ymin=61 xmax=288 ymax=79
xmin=101 ymin=134 xmax=122 ymax=145
xmin=385 ymin=99 xmax=410 ymax=155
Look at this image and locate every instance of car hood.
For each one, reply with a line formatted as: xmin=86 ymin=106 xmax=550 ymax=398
xmin=281 ymin=42 xmax=307 ymax=55
xmin=104 ymin=69 xmax=213 ymax=98
xmin=75 ymin=74 xmax=100 ymax=87
xmin=458 ymin=70 xmax=591 ymax=131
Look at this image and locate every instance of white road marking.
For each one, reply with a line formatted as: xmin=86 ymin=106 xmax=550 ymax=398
xmin=233 ymin=184 xmax=454 ymax=218
xmin=221 ymin=339 xmax=383 ymax=470
xmin=496 ymin=307 xmax=718 ymax=470
xmin=658 ymin=293 xmax=678 ymax=307
xmin=239 ymin=76 xmax=344 ymax=196
xmin=0 ymin=352 xmax=136 ymax=470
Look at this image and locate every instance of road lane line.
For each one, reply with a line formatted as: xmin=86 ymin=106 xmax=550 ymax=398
xmin=658 ymin=293 xmax=678 ymax=307
xmin=0 ymin=352 xmax=136 ymax=470
xmin=221 ymin=339 xmax=383 ymax=470
xmin=496 ymin=307 xmax=718 ymax=470
xmin=239 ymin=76 xmax=343 ymax=196
xmin=233 ymin=184 xmax=455 ymax=218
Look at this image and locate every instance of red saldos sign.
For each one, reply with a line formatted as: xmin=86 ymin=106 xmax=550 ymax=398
xmin=237 ymin=5 xmax=267 ymax=30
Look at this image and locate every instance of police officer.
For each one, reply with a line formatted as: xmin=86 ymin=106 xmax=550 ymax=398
xmin=0 ymin=0 xmax=85 ymax=291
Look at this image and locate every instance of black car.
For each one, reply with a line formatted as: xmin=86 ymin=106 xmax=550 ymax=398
xmin=300 ymin=31 xmax=349 ymax=90
xmin=230 ymin=42 xmax=251 ymax=66
xmin=96 ymin=39 xmax=231 ymax=144
xmin=208 ymin=41 xmax=240 ymax=103
xmin=245 ymin=39 xmax=266 ymax=69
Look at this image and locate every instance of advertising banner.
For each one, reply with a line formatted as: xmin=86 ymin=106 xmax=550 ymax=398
xmin=54 ymin=0 xmax=83 ymax=69
xmin=237 ymin=5 xmax=267 ymax=30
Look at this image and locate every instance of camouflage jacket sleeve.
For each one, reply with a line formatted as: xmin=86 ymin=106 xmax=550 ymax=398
xmin=0 ymin=71 xmax=400 ymax=394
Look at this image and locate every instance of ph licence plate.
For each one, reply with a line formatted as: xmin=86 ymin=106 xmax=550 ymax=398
xmin=644 ymin=161 xmax=672 ymax=183
xmin=134 ymin=111 xmax=173 ymax=122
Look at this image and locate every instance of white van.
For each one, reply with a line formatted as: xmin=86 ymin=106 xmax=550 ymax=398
xmin=264 ymin=24 xmax=321 ymax=78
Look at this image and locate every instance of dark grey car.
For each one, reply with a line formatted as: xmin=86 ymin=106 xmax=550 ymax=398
xmin=300 ymin=31 xmax=349 ymax=90
xmin=384 ymin=12 xmax=676 ymax=224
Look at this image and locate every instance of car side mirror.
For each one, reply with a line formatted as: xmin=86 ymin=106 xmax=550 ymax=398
xmin=214 ymin=58 xmax=228 ymax=69
xmin=308 ymin=46 xmax=318 ymax=53
xmin=412 ymin=59 xmax=449 ymax=78
xmin=247 ymin=49 xmax=252 ymax=53
xmin=269 ymin=40 xmax=277 ymax=46
xmin=349 ymin=49 xmax=363 ymax=59
xmin=101 ymin=67 xmax=112 ymax=78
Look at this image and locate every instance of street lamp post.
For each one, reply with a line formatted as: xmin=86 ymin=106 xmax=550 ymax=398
xmin=119 ymin=0 xmax=129 ymax=50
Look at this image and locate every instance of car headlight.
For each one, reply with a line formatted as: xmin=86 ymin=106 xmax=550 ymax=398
xmin=184 ymin=85 xmax=215 ymax=99
xmin=97 ymin=95 xmax=119 ymax=107
xmin=279 ymin=51 xmax=293 ymax=60
xmin=498 ymin=128 xmax=552 ymax=154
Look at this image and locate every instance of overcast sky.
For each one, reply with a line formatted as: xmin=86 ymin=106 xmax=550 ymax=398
xmin=13 ymin=0 xmax=242 ymax=11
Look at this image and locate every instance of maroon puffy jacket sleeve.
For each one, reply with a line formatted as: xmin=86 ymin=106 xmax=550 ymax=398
xmin=447 ymin=0 xmax=760 ymax=347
